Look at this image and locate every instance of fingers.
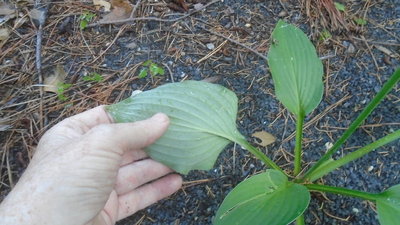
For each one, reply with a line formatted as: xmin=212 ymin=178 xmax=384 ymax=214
xmin=55 ymin=106 xmax=112 ymax=135
xmin=117 ymin=174 xmax=182 ymax=220
xmin=115 ymin=159 xmax=173 ymax=195
xmin=92 ymin=190 xmax=119 ymax=225
xmin=83 ymin=113 xmax=169 ymax=155
xmin=120 ymin=150 xmax=148 ymax=166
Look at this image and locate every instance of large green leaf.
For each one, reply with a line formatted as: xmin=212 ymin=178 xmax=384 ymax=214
xmin=214 ymin=169 xmax=310 ymax=225
xmin=267 ymin=20 xmax=324 ymax=116
xmin=377 ymin=184 xmax=400 ymax=225
xmin=106 ymin=81 xmax=243 ymax=174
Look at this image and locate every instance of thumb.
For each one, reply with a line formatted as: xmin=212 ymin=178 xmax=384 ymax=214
xmin=83 ymin=113 xmax=169 ymax=155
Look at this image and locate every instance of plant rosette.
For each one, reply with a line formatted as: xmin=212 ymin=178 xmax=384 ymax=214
xmin=106 ymin=20 xmax=400 ymax=225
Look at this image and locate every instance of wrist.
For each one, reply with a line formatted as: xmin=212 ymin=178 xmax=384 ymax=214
xmin=0 ymin=184 xmax=47 ymax=225
xmin=0 ymin=170 xmax=60 ymax=225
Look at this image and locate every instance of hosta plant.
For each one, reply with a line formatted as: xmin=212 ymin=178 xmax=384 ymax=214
xmin=106 ymin=20 xmax=400 ymax=225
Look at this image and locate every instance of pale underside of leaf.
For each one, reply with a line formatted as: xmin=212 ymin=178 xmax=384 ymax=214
xmin=267 ymin=20 xmax=324 ymax=116
xmin=214 ymin=170 xmax=310 ymax=225
xmin=377 ymin=184 xmax=400 ymax=225
xmin=106 ymin=81 xmax=243 ymax=174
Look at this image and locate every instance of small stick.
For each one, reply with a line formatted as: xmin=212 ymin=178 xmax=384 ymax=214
xmin=197 ymin=25 xmax=269 ymax=61
xmin=199 ymin=23 xmax=336 ymax=63
xmin=129 ymin=0 xmax=142 ymax=18
xmin=90 ymin=25 xmax=127 ymax=64
xmin=196 ymin=39 xmax=228 ymax=64
xmin=34 ymin=0 xmax=50 ymax=130
xmin=283 ymin=95 xmax=351 ymax=143
xmin=352 ymin=36 xmax=400 ymax=47
xmin=361 ymin=35 xmax=380 ymax=71
xmin=162 ymin=62 xmax=174 ymax=83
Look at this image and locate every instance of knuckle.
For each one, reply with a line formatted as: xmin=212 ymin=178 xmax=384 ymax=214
xmin=89 ymin=124 xmax=114 ymax=136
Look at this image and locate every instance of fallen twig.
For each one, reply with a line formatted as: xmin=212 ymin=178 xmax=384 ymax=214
xmin=197 ymin=21 xmax=339 ymax=62
xmin=129 ymin=0 xmax=142 ymax=18
xmin=351 ymin=37 xmax=400 ymax=47
xmin=34 ymin=0 xmax=50 ymax=130
xmin=196 ymin=39 xmax=228 ymax=64
xmin=162 ymin=62 xmax=174 ymax=83
xmin=90 ymin=25 xmax=127 ymax=64
xmin=360 ymin=35 xmax=380 ymax=71
xmin=282 ymin=95 xmax=351 ymax=143
xmin=196 ymin=23 xmax=269 ymax=61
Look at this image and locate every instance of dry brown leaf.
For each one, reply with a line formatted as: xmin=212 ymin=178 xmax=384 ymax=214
xmin=375 ymin=45 xmax=398 ymax=58
xmin=252 ymin=131 xmax=276 ymax=147
xmin=29 ymin=8 xmax=46 ymax=24
xmin=0 ymin=2 xmax=16 ymax=24
xmin=175 ymin=0 xmax=189 ymax=11
xmin=0 ymin=2 xmax=15 ymax=16
xmin=43 ymin=64 xmax=67 ymax=93
xmin=93 ymin=0 xmax=111 ymax=12
xmin=0 ymin=28 xmax=10 ymax=41
xmin=99 ymin=0 xmax=132 ymax=22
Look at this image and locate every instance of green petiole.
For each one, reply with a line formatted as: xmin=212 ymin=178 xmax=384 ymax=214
xmin=305 ymin=183 xmax=381 ymax=201
xmin=302 ymin=68 xmax=400 ymax=181
xmin=296 ymin=214 xmax=305 ymax=225
xmin=294 ymin=111 xmax=305 ymax=176
xmin=237 ymin=138 xmax=286 ymax=176
xmin=307 ymin=129 xmax=400 ymax=181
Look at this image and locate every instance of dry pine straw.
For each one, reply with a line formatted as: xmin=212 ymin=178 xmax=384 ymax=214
xmin=0 ymin=0 xmax=270 ymax=193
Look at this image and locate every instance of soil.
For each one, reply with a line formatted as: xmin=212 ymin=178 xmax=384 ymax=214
xmin=1 ymin=0 xmax=399 ymax=225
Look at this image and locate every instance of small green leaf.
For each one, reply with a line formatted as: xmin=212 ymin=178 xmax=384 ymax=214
xmin=214 ymin=170 xmax=310 ymax=225
xmin=334 ymin=2 xmax=346 ymax=11
xmin=80 ymin=20 xmax=88 ymax=30
xmin=106 ymin=81 xmax=243 ymax=174
xmin=57 ymin=83 xmax=72 ymax=91
xmin=354 ymin=18 xmax=367 ymax=25
xmin=79 ymin=12 xmax=96 ymax=29
xmin=142 ymin=60 xmax=152 ymax=67
xmin=138 ymin=68 xmax=148 ymax=78
xmin=377 ymin=184 xmax=400 ymax=225
xmin=57 ymin=94 xmax=67 ymax=101
xmin=85 ymin=12 xmax=96 ymax=21
xmin=56 ymin=83 xmax=72 ymax=101
xmin=267 ymin=20 xmax=324 ymax=116
xmin=157 ymin=66 xmax=165 ymax=75
xmin=149 ymin=63 xmax=165 ymax=76
xmin=83 ymin=72 xmax=103 ymax=82
xmin=319 ymin=29 xmax=332 ymax=41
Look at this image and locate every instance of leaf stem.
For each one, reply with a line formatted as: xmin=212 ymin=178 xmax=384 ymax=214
xmin=302 ymin=68 xmax=400 ymax=181
xmin=307 ymin=129 xmax=400 ymax=181
xmin=296 ymin=214 xmax=305 ymax=225
xmin=294 ymin=111 xmax=305 ymax=176
xmin=237 ymin=138 xmax=286 ymax=175
xmin=305 ymin=184 xmax=381 ymax=201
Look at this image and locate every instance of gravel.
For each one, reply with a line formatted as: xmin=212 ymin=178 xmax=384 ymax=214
xmin=117 ymin=0 xmax=400 ymax=224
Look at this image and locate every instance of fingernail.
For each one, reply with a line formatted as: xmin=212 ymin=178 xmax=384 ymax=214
xmin=151 ymin=113 xmax=169 ymax=123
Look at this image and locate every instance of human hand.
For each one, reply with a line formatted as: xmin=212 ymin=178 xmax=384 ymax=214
xmin=0 ymin=106 xmax=182 ymax=225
